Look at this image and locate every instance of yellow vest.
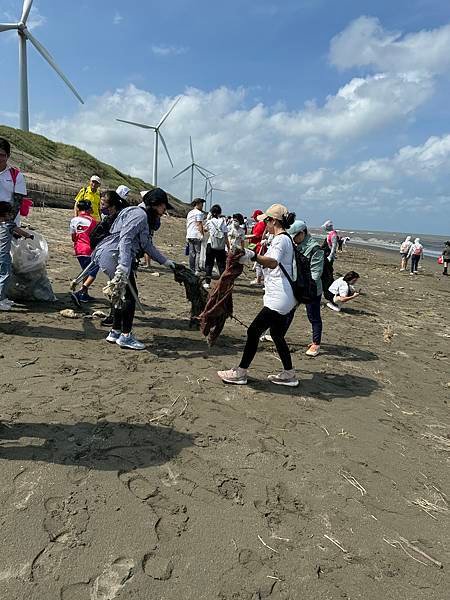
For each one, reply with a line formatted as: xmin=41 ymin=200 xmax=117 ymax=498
xmin=75 ymin=185 xmax=101 ymax=221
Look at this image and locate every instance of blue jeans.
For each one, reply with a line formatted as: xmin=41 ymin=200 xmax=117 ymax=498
xmin=0 ymin=223 xmax=13 ymax=301
xmin=188 ymin=239 xmax=202 ymax=272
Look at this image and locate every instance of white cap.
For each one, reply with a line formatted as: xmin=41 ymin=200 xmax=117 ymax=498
xmin=90 ymin=175 xmax=101 ymax=183
xmin=116 ymin=185 xmax=130 ymax=199
xmin=140 ymin=190 xmax=149 ymax=199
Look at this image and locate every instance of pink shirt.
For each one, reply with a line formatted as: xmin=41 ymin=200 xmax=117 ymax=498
xmin=70 ymin=213 xmax=97 ymax=256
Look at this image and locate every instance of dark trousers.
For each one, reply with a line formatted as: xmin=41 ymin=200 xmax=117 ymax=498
xmin=112 ymin=270 xmax=137 ymax=334
xmin=205 ymin=244 xmax=227 ymax=283
xmin=411 ymin=254 xmax=420 ymax=273
xmin=306 ymin=294 xmax=322 ymax=344
xmin=239 ymin=306 xmax=295 ymax=371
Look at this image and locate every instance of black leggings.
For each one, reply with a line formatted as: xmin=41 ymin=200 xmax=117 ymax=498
xmin=205 ymin=245 xmax=227 ymax=283
xmin=239 ymin=306 xmax=295 ymax=371
xmin=112 ymin=270 xmax=137 ymax=334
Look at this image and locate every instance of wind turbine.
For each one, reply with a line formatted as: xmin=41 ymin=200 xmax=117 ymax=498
xmin=207 ymin=184 xmax=227 ymax=209
xmin=0 ymin=0 xmax=84 ymax=131
xmin=116 ymin=96 xmax=181 ymax=186
xmin=173 ymin=137 xmax=215 ymax=203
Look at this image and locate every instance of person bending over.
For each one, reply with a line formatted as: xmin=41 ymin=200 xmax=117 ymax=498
xmin=93 ymin=188 xmax=174 ymax=350
xmin=218 ymin=204 xmax=298 ymax=387
xmin=327 ymin=271 xmax=360 ymax=313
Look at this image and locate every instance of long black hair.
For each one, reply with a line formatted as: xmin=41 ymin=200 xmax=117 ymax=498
xmin=210 ymin=204 xmax=222 ymax=218
xmin=101 ymin=189 xmax=127 ymax=211
xmin=343 ymin=271 xmax=360 ymax=282
xmin=279 ymin=212 xmax=296 ymax=230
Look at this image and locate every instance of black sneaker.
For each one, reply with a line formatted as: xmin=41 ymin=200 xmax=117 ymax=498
xmin=101 ymin=314 xmax=114 ymax=327
xmin=70 ymin=291 xmax=82 ymax=308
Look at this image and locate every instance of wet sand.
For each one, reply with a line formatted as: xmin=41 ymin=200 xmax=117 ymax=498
xmin=0 ymin=209 xmax=449 ymax=600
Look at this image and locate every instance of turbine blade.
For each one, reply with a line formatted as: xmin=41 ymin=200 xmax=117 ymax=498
xmin=189 ymin=136 xmax=194 ymax=162
xmin=116 ymin=118 xmax=155 ymax=130
xmin=195 ymin=163 xmax=215 ymax=176
xmin=0 ymin=23 xmax=18 ymax=32
xmin=158 ymin=132 xmax=174 ymax=168
xmin=25 ymin=30 xmax=84 ymax=104
xmin=157 ymin=95 xmax=182 ymax=129
xmin=173 ymin=164 xmax=191 ymax=179
xmin=21 ymin=0 xmax=33 ymax=24
xmin=212 ymin=188 xmax=227 ymax=192
xmin=194 ymin=165 xmax=209 ymax=178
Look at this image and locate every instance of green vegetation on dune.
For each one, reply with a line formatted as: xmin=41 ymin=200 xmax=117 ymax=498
xmin=0 ymin=124 xmax=188 ymax=215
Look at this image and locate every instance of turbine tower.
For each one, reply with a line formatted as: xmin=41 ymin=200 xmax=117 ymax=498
xmin=207 ymin=184 xmax=227 ymax=209
xmin=0 ymin=0 xmax=84 ymax=131
xmin=116 ymin=96 xmax=181 ymax=186
xmin=173 ymin=137 xmax=214 ymax=203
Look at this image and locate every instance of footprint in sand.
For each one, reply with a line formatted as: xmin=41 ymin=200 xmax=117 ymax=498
xmin=142 ymin=552 xmax=174 ymax=581
xmin=90 ymin=557 xmax=134 ymax=600
xmin=31 ymin=532 xmax=71 ymax=582
xmin=12 ymin=468 xmax=41 ymax=510
xmin=118 ymin=471 xmax=159 ymax=501
xmin=60 ymin=581 xmax=90 ymax=600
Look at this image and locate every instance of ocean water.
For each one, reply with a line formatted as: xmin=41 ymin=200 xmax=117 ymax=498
xmin=309 ymin=228 xmax=448 ymax=258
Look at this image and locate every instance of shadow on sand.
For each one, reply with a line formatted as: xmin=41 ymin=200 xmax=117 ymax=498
xmin=0 ymin=421 xmax=194 ymax=471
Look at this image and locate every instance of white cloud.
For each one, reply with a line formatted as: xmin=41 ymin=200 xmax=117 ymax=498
xmin=151 ymin=44 xmax=189 ymax=57
xmin=27 ymin=15 xmax=450 ymax=232
xmin=330 ymin=16 xmax=450 ymax=75
xmin=113 ymin=11 xmax=123 ymax=25
xmin=28 ymin=5 xmax=46 ymax=30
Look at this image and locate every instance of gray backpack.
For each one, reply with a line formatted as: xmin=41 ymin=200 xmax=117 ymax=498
xmin=209 ymin=218 xmax=226 ymax=250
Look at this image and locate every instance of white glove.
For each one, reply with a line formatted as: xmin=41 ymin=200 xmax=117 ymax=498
xmin=238 ymin=249 xmax=256 ymax=265
xmin=164 ymin=259 xmax=175 ymax=270
xmin=115 ymin=264 xmax=129 ymax=277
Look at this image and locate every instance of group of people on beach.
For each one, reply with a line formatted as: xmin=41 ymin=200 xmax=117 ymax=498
xmin=1 ymin=133 xmax=449 ymax=387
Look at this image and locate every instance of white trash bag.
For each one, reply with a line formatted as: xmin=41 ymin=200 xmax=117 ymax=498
xmin=11 ymin=232 xmax=49 ymax=273
xmin=8 ymin=232 xmax=56 ymax=302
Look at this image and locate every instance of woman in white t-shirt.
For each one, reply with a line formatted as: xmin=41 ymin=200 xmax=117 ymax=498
xmin=217 ymin=203 xmax=298 ymax=387
xmin=326 ymin=271 xmax=360 ymax=313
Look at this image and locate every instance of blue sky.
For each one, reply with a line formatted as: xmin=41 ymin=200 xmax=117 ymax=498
xmin=2 ymin=0 xmax=450 ymax=234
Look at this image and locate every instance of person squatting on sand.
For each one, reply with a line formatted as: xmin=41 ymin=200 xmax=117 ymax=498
xmin=93 ymin=188 xmax=175 ymax=350
xmin=399 ymin=235 xmax=412 ymax=271
xmin=203 ymin=204 xmax=230 ymax=290
xmin=186 ymin=198 xmax=206 ymax=274
xmin=407 ymin=238 xmax=423 ymax=275
xmin=442 ymin=240 xmax=450 ymax=276
xmin=287 ymin=219 xmax=324 ymax=357
xmin=326 ymin=271 xmax=360 ymax=313
xmin=217 ymin=204 xmax=299 ymax=387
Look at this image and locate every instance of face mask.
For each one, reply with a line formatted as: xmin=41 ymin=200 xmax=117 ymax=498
xmin=233 ymin=220 xmax=240 ymax=226
xmin=101 ymin=207 xmax=110 ymax=216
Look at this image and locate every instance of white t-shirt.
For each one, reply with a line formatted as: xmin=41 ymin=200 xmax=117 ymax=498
xmin=0 ymin=166 xmax=27 ymax=202
xmin=263 ymin=233 xmax=296 ymax=315
xmin=186 ymin=208 xmax=205 ymax=240
xmin=329 ymin=277 xmax=351 ymax=298
xmin=228 ymin=222 xmax=246 ymax=251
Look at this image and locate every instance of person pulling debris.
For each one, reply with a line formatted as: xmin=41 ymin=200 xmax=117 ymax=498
xmin=92 ymin=188 xmax=174 ymax=350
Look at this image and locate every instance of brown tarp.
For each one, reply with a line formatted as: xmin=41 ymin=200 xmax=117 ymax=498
xmin=199 ymin=251 xmax=244 ymax=345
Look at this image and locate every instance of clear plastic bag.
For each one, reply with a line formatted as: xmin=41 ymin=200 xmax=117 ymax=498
xmin=11 ymin=232 xmax=49 ymax=274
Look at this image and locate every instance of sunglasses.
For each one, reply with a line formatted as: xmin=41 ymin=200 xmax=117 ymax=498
xmin=264 ymin=217 xmax=273 ymax=224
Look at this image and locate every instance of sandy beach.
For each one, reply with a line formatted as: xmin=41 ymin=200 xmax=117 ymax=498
xmin=0 ymin=208 xmax=449 ymax=600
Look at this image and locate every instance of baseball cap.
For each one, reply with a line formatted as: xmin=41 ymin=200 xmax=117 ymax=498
xmin=140 ymin=190 xmax=149 ymax=199
xmin=288 ymin=220 xmax=307 ymax=236
xmin=143 ymin=187 xmax=173 ymax=210
xmin=116 ymin=185 xmax=130 ymax=199
xmin=90 ymin=175 xmax=101 ymax=184
xmin=322 ymin=219 xmax=334 ymax=231
xmin=257 ymin=203 xmax=289 ymax=222
xmin=251 ymin=209 xmax=263 ymax=220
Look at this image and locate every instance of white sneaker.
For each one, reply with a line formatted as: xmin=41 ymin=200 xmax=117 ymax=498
xmin=116 ymin=332 xmax=146 ymax=350
xmin=268 ymin=369 xmax=299 ymax=387
xmin=3 ymin=298 xmax=15 ymax=306
xmin=0 ymin=300 xmax=12 ymax=311
xmin=106 ymin=329 xmax=121 ymax=343
xmin=326 ymin=302 xmax=341 ymax=312
xmin=217 ymin=367 xmax=248 ymax=385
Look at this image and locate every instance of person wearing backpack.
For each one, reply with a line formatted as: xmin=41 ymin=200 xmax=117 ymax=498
xmin=203 ymin=204 xmax=230 ymax=290
xmin=288 ymin=220 xmax=324 ymax=357
xmin=399 ymin=236 xmax=412 ymax=271
xmin=217 ymin=203 xmax=298 ymax=387
xmin=407 ymin=238 xmax=423 ymax=275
